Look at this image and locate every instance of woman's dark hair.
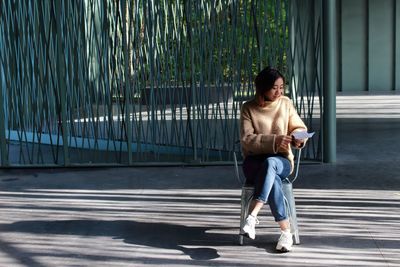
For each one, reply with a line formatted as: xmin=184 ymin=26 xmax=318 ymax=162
xmin=254 ymin=66 xmax=285 ymax=96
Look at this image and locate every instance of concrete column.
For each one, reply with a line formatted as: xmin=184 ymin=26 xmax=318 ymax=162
xmin=322 ymin=0 xmax=337 ymax=163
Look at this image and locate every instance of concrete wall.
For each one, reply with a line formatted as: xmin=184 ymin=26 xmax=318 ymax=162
xmin=340 ymin=0 xmax=400 ymax=92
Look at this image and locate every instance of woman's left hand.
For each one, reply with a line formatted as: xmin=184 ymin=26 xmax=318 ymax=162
xmin=291 ymin=137 xmax=305 ymax=148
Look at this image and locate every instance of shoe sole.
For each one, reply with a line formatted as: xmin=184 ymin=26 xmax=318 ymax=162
xmin=276 ymin=246 xmax=291 ymax=252
xmin=241 ymin=227 xmax=255 ymax=239
xmin=240 ymin=232 xmax=255 ymax=240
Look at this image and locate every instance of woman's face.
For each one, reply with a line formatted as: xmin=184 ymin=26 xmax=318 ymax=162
xmin=264 ymin=77 xmax=284 ymax=102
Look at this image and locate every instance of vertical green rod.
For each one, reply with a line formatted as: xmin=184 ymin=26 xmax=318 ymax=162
xmin=122 ymin=0 xmax=132 ymax=164
xmin=55 ymin=1 xmax=70 ymax=166
xmin=394 ymin=0 xmax=399 ymax=91
xmin=322 ymin=0 xmax=337 ymax=163
xmin=0 ymin=2 xmax=7 ymax=165
xmin=396 ymin=0 xmax=400 ymax=91
xmin=0 ymin=65 xmax=8 ymax=166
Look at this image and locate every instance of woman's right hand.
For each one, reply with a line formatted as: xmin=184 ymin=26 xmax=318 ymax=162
xmin=276 ymin=135 xmax=292 ymax=150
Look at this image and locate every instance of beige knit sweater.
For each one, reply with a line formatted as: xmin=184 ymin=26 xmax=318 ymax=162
xmin=240 ymin=96 xmax=307 ymax=172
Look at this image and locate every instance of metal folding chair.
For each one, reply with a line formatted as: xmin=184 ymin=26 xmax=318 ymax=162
xmin=234 ymin=149 xmax=302 ymax=245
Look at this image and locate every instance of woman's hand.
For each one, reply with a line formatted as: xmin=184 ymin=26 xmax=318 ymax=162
xmin=276 ymin=135 xmax=292 ymax=150
xmin=292 ymin=137 xmax=307 ymax=148
xmin=291 ymin=138 xmax=305 ymax=148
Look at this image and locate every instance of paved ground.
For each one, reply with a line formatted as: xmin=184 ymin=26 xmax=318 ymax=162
xmin=1 ymin=95 xmax=400 ymax=266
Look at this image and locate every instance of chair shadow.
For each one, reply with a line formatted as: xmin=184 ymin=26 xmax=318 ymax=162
xmin=240 ymin=234 xmax=288 ymax=254
xmin=0 ymin=219 xmax=231 ymax=260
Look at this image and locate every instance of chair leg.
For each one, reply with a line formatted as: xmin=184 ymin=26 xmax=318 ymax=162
xmin=239 ymin=234 xmax=244 ymax=245
xmin=282 ymin=182 xmax=300 ymax=245
xmin=293 ymin=229 xmax=300 ymax=245
xmin=239 ymin=186 xmax=254 ymax=245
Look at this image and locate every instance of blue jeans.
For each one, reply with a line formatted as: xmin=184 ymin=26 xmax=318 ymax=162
xmin=242 ymin=154 xmax=291 ymax=222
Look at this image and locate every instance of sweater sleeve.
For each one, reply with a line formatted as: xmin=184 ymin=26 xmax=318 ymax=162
xmin=240 ymin=104 xmax=278 ymax=155
xmin=287 ymin=100 xmax=308 ymax=147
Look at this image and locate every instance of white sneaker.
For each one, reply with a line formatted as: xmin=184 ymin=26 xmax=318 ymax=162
xmin=242 ymin=215 xmax=259 ymax=239
xmin=276 ymin=230 xmax=293 ymax=252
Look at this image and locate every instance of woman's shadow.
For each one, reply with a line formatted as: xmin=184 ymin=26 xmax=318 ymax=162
xmin=0 ymin=219 xmax=232 ymax=260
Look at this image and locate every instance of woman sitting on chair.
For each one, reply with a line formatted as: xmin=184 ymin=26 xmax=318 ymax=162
xmin=240 ymin=66 xmax=308 ymax=252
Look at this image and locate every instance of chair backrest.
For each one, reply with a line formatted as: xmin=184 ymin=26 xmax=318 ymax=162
xmin=233 ymin=150 xmax=245 ymax=185
xmin=233 ymin=148 xmax=302 ymax=186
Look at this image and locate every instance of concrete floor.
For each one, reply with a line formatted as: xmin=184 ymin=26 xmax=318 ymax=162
xmin=1 ymin=95 xmax=400 ymax=267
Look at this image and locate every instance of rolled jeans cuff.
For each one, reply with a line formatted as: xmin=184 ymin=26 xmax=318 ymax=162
xmin=255 ymin=197 xmax=267 ymax=204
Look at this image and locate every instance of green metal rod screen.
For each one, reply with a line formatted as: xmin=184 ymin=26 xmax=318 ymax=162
xmin=0 ymin=0 xmax=321 ymax=166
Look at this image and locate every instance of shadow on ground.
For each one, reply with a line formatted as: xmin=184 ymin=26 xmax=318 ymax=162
xmin=0 ymin=220 xmax=232 ymax=261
